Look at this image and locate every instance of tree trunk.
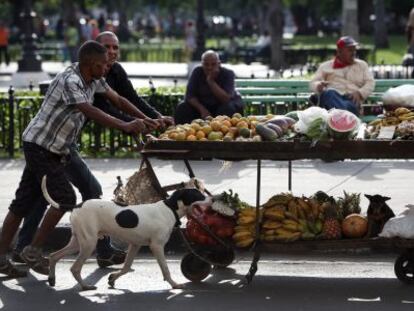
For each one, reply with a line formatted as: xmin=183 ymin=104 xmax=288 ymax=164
xmin=342 ymin=0 xmax=359 ymax=39
xmin=358 ymin=0 xmax=373 ymax=34
xmin=268 ymin=0 xmax=284 ymax=71
xmin=374 ymin=0 xmax=389 ymax=48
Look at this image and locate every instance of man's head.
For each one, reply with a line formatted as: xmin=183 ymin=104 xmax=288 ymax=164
xmin=96 ymin=31 xmax=119 ymax=68
xmin=336 ymin=36 xmax=358 ymax=65
xmin=201 ymin=50 xmax=221 ymax=76
xmin=78 ymin=40 xmax=108 ymax=80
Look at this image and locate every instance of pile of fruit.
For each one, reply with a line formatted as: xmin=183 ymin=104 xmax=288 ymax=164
xmin=232 ymin=190 xmax=367 ymax=248
xmin=366 ymin=107 xmax=414 ymax=139
xmin=157 ymin=113 xmax=296 ymax=142
xmin=186 ymin=190 xmax=252 ymax=246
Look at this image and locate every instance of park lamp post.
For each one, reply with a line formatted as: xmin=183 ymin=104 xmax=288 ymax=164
xmin=192 ymin=0 xmax=206 ymax=62
xmin=11 ymin=0 xmax=50 ymax=88
xmin=18 ymin=0 xmax=42 ymax=72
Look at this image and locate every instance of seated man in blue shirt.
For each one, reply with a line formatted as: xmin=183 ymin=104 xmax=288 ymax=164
xmin=174 ymin=50 xmax=243 ymax=124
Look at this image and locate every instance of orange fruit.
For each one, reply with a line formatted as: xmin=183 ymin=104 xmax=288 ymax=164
xmin=186 ymin=134 xmax=197 ymax=141
xmin=186 ymin=128 xmax=196 ymax=136
xmin=191 ymin=123 xmax=201 ymax=131
xmin=169 ymin=132 xmax=178 ymax=140
xmin=210 ymin=121 xmax=222 ymax=131
xmin=176 ymin=132 xmax=186 ymax=141
xmin=196 ymin=130 xmax=206 ymax=140
xmin=220 ymin=125 xmax=229 ymax=134
xmin=222 ymin=119 xmax=232 ymax=128
xmin=230 ymin=117 xmax=239 ymax=126
xmin=236 ymin=121 xmax=249 ymax=128
xmin=201 ymin=125 xmax=212 ymax=135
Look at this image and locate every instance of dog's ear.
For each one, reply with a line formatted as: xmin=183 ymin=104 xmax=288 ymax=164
xmin=179 ymin=189 xmax=206 ymax=206
xmin=364 ymin=194 xmax=372 ymax=200
xmin=383 ymin=196 xmax=391 ymax=202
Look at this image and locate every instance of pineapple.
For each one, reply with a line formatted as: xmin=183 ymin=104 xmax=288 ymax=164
xmin=337 ymin=191 xmax=361 ymax=219
xmin=322 ymin=198 xmax=342 ymax=240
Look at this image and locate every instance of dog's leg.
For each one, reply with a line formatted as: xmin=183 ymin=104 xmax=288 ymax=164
xmin=70 ymin=242 xmax=97 ymax=291
xmin=48 ymin=235 xmax=79 ymax=287
xmin=108 ymin=244 xmax=140 ymax=288
xmin=150 ymin=242 xmax=183 ymax=289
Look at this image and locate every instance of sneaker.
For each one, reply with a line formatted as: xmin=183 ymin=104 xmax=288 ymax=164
xmin=21 ymin=246 xmax=49 ymax=275
xmin=0 ymin=258 xmax=27 ymax=278
xmin=11 ymin=250 xmax=25 ymax=264
xmin=96 ymin=249 xmax=126 ymax=268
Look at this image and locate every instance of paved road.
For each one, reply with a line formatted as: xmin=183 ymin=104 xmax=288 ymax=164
xmin=0 ymin=253 xmax=413 ymax=311
xmin=0 ymin=61 xmax=277 ymax=90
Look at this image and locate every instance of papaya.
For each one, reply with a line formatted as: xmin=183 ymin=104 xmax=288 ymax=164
xmin=255 ymin=124 xmax=279 ymax=141
xmin=266 ymin=123 xmax=284 ymax=136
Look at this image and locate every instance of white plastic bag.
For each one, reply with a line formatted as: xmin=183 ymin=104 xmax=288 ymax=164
xmin=294 ymin=107 xmax=329 ymax=134
xmin=382 ymin=85 xmax=414 ymax=108
xmin=379 ymin=204 xmax=414 ymax=239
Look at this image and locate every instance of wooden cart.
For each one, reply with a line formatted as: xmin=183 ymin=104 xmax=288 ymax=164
xmin=140 ymin=139 xmax=414 ymax=284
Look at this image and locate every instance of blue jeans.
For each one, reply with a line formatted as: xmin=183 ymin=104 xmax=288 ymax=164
xmin=319 ymin=89 xmax=359 ymax=116
xmin=15 ymin=146 xmax=114 ymax=257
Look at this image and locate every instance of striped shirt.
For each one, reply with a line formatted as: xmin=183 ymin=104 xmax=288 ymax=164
xmin=309 ymin=59 xmax=375 ymax=100
xmin=23 ymin=63 xmax=109 ymax=155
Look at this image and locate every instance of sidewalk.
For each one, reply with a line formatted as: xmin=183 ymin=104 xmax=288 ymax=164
xmin=0 ymin=61 xmax=276 ymax=90
xmin=1 ymin=158 xmax=413 ymax=251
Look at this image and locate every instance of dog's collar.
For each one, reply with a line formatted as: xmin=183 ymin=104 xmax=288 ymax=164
xmin=163 ymin=200 xmax=181 ymax=227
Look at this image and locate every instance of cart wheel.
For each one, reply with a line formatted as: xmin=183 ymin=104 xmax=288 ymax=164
xmin=181 ymin=253 xmax=212 ymax=282
xmin=394 ymin=251 xmax=414 ymax=285
xmin=209 ymin=248 xmax=235 ymax=268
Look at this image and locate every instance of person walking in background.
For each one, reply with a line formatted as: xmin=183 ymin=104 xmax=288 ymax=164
xmin=309 ymin=36 xmax=375 ymax=116
xmin=64 ymin=20 xmax=79 ymax=63
xmin=406 ymin=7 xmax=414 ymax=51
xmin=0 ymin=21 xmax=10 ymax=66
xmin=184 ymin=20 xmax=196 ymax=62
xmin=174 ymin=50 xmax=243 ymax=124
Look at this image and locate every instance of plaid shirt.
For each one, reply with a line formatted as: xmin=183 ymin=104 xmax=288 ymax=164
xmin=23 ymin=63 xmax=109 ymax=155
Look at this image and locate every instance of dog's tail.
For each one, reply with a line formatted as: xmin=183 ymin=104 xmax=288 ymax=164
xmin=41 ymin=175 xmax=79 ymax=211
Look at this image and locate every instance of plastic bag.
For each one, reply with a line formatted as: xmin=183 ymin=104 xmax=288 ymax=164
xmin=379 ymin=204 xmax=414 ymax=239
xmin=294 ymin=107 xmax=329 ymax=134
xmin=382 ymin=85 xmax=414 ymax=108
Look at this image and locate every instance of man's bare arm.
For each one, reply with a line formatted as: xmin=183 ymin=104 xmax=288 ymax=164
xmin=103 ymin=87 xmax=159 ymax=130
xmin=76 ymin=102 xmax=147 ymax=134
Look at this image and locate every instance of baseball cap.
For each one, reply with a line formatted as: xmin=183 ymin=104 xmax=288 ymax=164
xmin=336 ymin=36 xmax=358 ymax=49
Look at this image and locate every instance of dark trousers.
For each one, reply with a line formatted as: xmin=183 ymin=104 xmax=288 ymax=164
xmin=174 ymin=100 xmax=244 ymax=125
xmin=0 ymin=45 xmax=9 ymax=65
xmin=14 ymin=145 xmax=113 ymax=256
xmin=318 ymin=89 xmax=359 ymax=116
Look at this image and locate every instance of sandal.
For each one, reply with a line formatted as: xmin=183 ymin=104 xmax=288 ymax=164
xmin=21 ymin=247 xmax=49 ymax=275
xmin=0 ymin=259 xmax=27 ymax=278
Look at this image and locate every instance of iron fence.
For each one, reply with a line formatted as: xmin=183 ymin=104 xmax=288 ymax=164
xmin=0 ymin=86 xmax=183 ymax=158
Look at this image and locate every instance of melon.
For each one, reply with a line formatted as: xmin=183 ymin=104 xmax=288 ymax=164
xmin=341 ymin=213 xmax=368 ymax=238
xmin=327 ymin=109 xmax=359 ymax=139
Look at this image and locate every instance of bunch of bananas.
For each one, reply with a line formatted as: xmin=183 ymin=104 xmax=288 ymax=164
xmin=369 ymin=107 xmax=414 ymax=127
xmin=261 ymin=195 xmax=325 ymax=242
xmin=232 ymin=207 xmax=258 ymax=248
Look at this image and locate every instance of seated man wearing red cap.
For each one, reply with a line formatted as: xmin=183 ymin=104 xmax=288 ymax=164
xmin=309 ymin=36 xmax=375 ymax=116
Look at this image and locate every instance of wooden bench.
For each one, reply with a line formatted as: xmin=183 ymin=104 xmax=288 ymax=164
xmin=236 ymin=79 xmax=414 ymax=120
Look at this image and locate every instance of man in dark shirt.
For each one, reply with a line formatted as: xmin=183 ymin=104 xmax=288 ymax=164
xmin=94 ymin=31 xmax=174 ymax=126
xmin=174 ymin=50 xmax=243 ymax=124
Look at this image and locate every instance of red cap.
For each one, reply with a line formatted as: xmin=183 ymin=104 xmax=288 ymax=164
xmin=336 ymin=36 xmax=358 ymax=49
